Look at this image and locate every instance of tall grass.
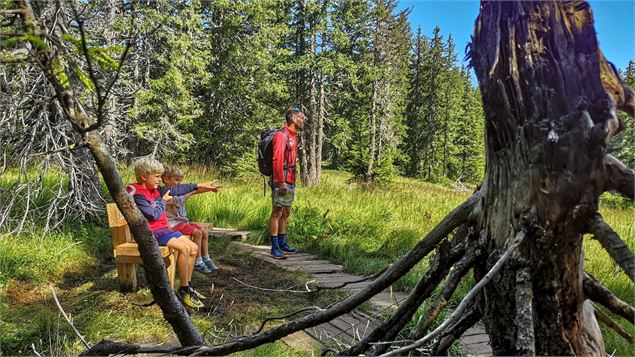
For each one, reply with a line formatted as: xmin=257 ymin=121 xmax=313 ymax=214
xmin=185 ymin=169 xmax=634 ymax=355
xmin=2 ymin=167 xmax=632 ymax=355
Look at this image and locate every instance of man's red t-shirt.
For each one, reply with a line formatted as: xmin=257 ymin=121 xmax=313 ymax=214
xmin=272 ymin=127 xmax=298 ymax=186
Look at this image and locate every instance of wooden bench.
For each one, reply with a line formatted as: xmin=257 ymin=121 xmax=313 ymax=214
xmin=107 ymin=203 xmax=250 ymax=291
xmin=106 ymin=203 xmax=190 ymax=292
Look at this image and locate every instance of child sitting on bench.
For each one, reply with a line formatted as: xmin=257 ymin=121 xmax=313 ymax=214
xmin=162 ymin=166 xmax=220 ymax=274
xmin=127 ymin=157 xmax=215 ymax=309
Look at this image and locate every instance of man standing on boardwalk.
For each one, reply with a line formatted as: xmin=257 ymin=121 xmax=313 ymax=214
xmin=268 ymin=107 xmax=305 ymax=259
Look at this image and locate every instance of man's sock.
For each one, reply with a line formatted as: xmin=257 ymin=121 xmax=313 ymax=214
xmin=271 ymin=236 xmax=280 ymax=250
xmin=278 ymin=233 xmax=287 ymax=247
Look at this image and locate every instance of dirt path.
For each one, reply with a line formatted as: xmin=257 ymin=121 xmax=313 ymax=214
xmin=237 ymin=242 xmax=492 ymax=355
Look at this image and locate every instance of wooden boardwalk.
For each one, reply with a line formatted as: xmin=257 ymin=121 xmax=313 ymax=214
xmin=237 ymin=242 xmax=492 ymax=355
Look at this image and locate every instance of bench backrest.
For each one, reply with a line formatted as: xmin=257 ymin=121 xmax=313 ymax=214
xmin=106 ymin=203 xmax=133 ymax=246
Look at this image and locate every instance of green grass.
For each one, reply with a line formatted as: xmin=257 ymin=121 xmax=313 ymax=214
xmin=184 ymin=169 xmax=634 ymax=355
xmin=0 ymin=226 xmax=328 ymax=355
xmin=1 ymin=168 xmax=633 ymax=355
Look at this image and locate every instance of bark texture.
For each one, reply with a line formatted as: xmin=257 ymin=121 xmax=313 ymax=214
xmin=471 ymin=1 xmax=632 ymax=355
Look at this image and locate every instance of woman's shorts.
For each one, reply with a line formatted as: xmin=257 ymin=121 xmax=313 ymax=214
xmin=172 ymin=222 xmax=202 ymax=236
xmin=154 ymin=228 xmax=182 ymax=246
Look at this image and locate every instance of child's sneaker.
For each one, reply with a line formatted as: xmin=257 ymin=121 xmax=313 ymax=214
xmin=270 ymin=247 xmax=287 ymax=260
xmin=189 ymin=286 xmax=207 ymax=301
xmin=195 ymin=260 xmax=213 ymax=274
xmin=202 ymin=257 xmax=220 ymax=271
xmin=177 ymin=288 xmax=204 ymax=309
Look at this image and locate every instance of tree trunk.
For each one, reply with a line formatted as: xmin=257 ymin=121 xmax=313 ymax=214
xmin=471 ymin=1 xmax=630 ymax=355
xmin=316 ymin=68 xmax=325 ymax=185
xmin=366 ymin=80 xmax=378 ymax=182
xmin=307 ymin=29 xmax=318 ymax=185
xmin=12 ymin=0 xmax=203 ymax=347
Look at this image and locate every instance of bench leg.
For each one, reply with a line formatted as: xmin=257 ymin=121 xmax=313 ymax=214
xmin=116 ymin=263 xmax=138 ymax=292
xmin=166 ymin=251 xmax=177 ymax=290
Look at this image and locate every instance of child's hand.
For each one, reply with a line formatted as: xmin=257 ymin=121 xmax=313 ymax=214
xmin=162 ymin=190 xmax=173 ymax=201
xmin=198 ymin=181 xmax=220 ymax=193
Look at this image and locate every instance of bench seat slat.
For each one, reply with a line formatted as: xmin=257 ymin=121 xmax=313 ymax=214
xmin=115 ymin=242 xmax=173 ymax=258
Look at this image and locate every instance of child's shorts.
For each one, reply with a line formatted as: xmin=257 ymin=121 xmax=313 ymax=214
xmin=172 ymin=222 xmax=202 ymax=236
xmin=154 ymin=228 xmax=182 ymax=246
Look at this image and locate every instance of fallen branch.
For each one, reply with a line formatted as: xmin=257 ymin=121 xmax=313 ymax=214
xmin=49 ymin=285 xmax=90 ymax=349
xmin=253 ymin=306 xmax=324 ymax=334
xmin=379 ymin=228 xmax=527 ymax=356
xmin=232 ymin=277 xmax=314 ymax=293
xmin=589 ymin=213 xmax=634 ymax=282
xmin=79 ymin=340 xmax=197 ymax=356
xmin=603 ymin=154 xmax=634 ymax=201
xmin=313 ymin=267 xmax=388 ymax=291
xmin=342 ymin=239 xmax=461 ymax=356
xmin=592 ymin=302 xmax=634 ymax=342
xmin=583 ymin=273 xmax=634 ymax=324
xmin=431 ymin=301 xmax=482 ymax=355
xmin=191 ymin=194 xmax=479 ymax=356
xmin=408 ymin=226 xmax=480 ymax=342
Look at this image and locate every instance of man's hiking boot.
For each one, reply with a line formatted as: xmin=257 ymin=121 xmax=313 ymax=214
xmin=270 ymin=247 xmax=287 ymax=260
xmin=177 ymin=287 xmax=204 ymax=309
xmin=195 ymin=260 xmax=213 ymax=274
xmin=203 ymin=257 xmax=220 ymax=271
xmin=280 ymin=244 xmax=297 ymax=254
xmin=278 ymin=235 xmax=297 ymax=253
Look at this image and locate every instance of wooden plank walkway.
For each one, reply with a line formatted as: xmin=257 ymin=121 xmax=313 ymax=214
xmin=236 ymin=242 xmax=492 ymax=355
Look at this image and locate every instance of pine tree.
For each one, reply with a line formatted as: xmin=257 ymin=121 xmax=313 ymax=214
xmin=612 ymin=60 xmax=635 ymax=168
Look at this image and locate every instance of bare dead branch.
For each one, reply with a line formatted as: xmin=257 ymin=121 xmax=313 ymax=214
xmin=314 ymin=267 xmax=387 ymax=291
xmin=431 ymin=300 xmax=482 ymax=356
xmin=253 ymin=306 xmax=324 ymax=335
xmin=603 ymin=154 xmax=634 ymax=201
xmin=591 ymin=302 xmax=634 ymax=342
xmin=49 ymin=285 xmax=90 ymax=349
xmin=0 ymin=9 xmax=26 ymax=15
xmin=515 ymin=264 xmax=535 ymax=355
xmin=231 ymin=277 xmax=313 ymax=294
xmin=342 ymin=238 xmax=464 ymax=356
xmin=379 ymin=228 xmax=527 ymax=357
xmin=79 ymin=340 xmax=198 ymax=356
xmin=73 ymin=10 xmax=103 ymax=132
xmin=407 ymin=226 xmax=480 ymax=344
xmin=191 ymin=194 xmax=479 ymax=356
xmin=29 ymin=141 xmax=88 ymax=157
xmin=589 ymin=213 xmax=634 ymax=282
xmin=583 ymin=273 xmax=634 ymax=324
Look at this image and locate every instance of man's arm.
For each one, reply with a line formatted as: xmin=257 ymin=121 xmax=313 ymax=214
xmin=272 ymin=131 xmax=287 ymax=189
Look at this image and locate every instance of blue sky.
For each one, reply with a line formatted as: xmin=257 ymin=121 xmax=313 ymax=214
xmin=397 ymin=0 xmax=635 ymax=73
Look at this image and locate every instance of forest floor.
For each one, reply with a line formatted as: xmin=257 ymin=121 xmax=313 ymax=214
xmin=1 ymin=236 xmax=344 ymax=355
